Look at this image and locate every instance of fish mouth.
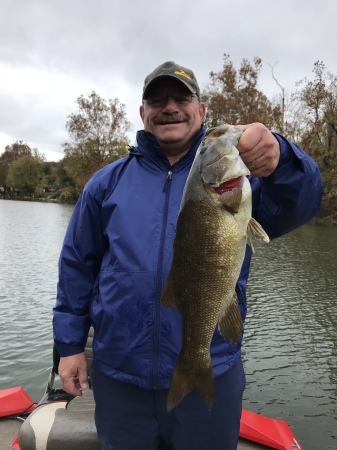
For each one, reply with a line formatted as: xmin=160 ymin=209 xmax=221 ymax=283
xmin=213 ymin=176 xmax=243 ymax=195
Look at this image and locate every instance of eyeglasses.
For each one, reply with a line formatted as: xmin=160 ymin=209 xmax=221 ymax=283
xmin=145 ymin=93 xmax=198 ymax=107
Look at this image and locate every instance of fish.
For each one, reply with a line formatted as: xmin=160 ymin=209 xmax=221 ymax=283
xmin=161 ymin=124 xmax=269 ymax=412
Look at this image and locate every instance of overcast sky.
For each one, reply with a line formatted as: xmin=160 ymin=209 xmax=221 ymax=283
xmin=1 ymin=0 xmax=336 ymax=161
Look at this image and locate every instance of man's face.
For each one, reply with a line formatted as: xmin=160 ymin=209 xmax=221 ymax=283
xmin=140 ymin=78 xmax=206 ymax=156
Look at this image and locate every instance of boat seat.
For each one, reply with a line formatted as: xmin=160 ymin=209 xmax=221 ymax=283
xmin=18 ymin=327 xmax=100 ymax=450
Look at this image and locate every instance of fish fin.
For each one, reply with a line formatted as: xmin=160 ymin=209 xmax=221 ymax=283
xmin=218 ymin=294 xmax=243 ymax=344
xmin=247 ymin=235 xmax=255 ymax=253
xmin=167 ymin=356 xmax=214 ymax=412
xmin=247 ymin=217 xmax=270 ymax=243
xmin=161 ymin=273 xmax=177 ymax=308
xmin=218 ymin=187 xmax=242 ymax=213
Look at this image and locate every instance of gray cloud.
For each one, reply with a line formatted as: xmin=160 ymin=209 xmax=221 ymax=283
xmin=1 ymin=0 xmax=337 ymax=160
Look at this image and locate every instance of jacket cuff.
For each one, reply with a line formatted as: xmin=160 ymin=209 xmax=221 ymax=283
xmin=272 ymin=132 xmax=294 ymax=169
xmin=55 ymin=342 xmax=85 ymax=357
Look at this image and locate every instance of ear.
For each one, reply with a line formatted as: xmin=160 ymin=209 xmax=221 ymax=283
xmin=140 ymin=104 xmax=145 ymax=122
xmin=199 ymin=102 xmax=206 ymax=121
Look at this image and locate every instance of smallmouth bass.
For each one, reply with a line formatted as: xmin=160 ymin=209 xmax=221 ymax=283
xmin=161 ymin=124 xmax=269 ymax=411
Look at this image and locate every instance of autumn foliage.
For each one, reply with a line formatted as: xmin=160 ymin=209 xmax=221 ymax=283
xmin=1 ymin=55 xmax=337 ymax=217
xmin=60 ymin=91 xmax=132 ymax=199
xmin=203 ymin=54 xmax=282 ymax=129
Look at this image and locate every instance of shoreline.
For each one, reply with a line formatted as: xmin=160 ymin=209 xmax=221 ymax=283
xmin=1 ymin=196 xmax=336 ymax=225
xmin=0 ymin=196 xmax=75 ymax=205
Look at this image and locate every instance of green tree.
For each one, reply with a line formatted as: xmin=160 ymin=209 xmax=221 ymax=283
xmin=6 ymin=154 xmax=44 ymax=196
xmin=41 ymin=161 xmax=62 ymax=192
xmin=0 ymin=140 xmax=32 ymax=189
xmin=202 ymin=54 xmax=282 ymax=129
xmin=62 ymin=91 xmax=132 ymax=195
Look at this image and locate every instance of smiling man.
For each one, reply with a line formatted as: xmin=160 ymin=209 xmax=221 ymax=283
xmin=54 ymin=61 xmax=323 ymax=450
xmin=140 ymin=65 xmax=206 ymax=164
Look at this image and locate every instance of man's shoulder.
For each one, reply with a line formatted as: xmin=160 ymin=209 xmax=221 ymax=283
xmin=83 ymin=155 xmax=133 ymax=195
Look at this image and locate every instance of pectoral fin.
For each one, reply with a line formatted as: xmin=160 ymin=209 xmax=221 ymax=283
xmin=247 ymin=217 xmax=269 ymax=243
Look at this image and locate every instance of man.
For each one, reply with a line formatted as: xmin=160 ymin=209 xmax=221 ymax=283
xmin=53 ymin=61 xmax=323 ymax=450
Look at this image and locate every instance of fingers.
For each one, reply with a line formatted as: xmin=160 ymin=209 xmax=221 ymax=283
xmin=236 ymin=123 xmax=280 ymax=177
xmin=58 ymin=352 xmax=88 ymax=396
xmin=247 ymin=153 xmax=275 ymax=177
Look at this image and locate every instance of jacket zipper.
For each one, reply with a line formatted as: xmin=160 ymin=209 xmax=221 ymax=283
xmin=153 ymin=169 xmax=173 ymax=388
xmin=163 ymin=170 xmax=172 ymax=192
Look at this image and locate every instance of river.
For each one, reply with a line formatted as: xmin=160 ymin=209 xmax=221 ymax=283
xmin=0 ymin=199 xmax=336 ymax=449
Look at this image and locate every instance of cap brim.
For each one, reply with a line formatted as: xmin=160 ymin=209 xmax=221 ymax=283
xmin=143 ymin=75 xmax=196 ymax=99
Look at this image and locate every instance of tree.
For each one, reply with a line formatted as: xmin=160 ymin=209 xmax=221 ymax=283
xmin=41 ymin=161 xmax=62 ymax=192
xmin=296 ymin=61 xmax=337 ymax=195
xmin=0 ymin=140 xmax=32 ymax=189
xmin=62 ymin=91 xmax=132 ymax=194
xmin=202 ymin=54 xmax=282 ymax=129
xmin=6 ymin=154 xmax=44 ymax=196
xmin=268 ymin=63 xmax=308 ymax=144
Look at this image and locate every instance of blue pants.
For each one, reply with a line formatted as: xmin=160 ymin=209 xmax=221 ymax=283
xmin=91 ymin=359 xmax=245 ymax=450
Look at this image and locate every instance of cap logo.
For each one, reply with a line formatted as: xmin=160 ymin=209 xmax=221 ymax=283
xmin=174 ymin=70 xmax=191 ymax=80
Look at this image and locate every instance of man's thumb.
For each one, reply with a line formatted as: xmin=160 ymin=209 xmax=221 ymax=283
xmin=79 ymin=369 xmax=89 ymax=390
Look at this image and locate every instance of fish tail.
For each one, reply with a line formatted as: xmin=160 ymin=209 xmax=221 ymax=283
xmin=167 ymin=356 xmax=214 ymax=412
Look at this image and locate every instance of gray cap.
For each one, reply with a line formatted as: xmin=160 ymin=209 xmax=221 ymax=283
xmin=142 ymin=61 xmax=200 ymax=100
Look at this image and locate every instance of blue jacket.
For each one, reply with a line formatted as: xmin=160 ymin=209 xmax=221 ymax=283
xmin=53 ymin=126 xmax=323 ymax=389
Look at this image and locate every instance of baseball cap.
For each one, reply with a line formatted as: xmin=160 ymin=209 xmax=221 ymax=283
xmin=142 ymin=61 xmax=200 ymax=100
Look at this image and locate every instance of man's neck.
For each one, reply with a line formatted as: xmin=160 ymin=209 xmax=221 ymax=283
xmin=166 ymin=149 xmax=189 ymax=166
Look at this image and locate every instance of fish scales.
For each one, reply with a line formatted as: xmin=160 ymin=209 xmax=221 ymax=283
xmin=161 ymin=124 xmax=269 ymax=411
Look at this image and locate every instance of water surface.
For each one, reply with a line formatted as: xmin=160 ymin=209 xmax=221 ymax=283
xmin=0 ymin=199 xmax=336 ymax=449
xmin=243 ymin=224 xmax=337 ymax=449
xmin=0 ymin=200 xmax=74 ymax=396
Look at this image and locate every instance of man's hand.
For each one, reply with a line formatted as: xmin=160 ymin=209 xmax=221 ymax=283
xmin=58 ymin=352 xmax=88 ymax=396
xmin=236 ymin=123 xmax=280 ymax=177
